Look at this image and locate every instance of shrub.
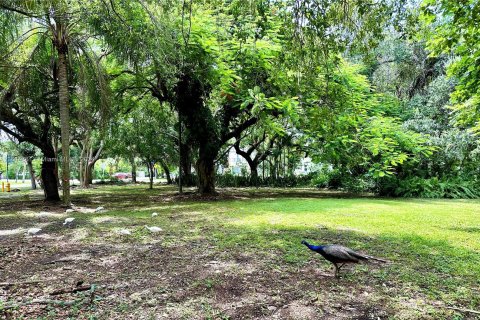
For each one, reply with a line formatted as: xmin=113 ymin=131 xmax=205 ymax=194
xmin=216 ymin=173 xmax=251 ymax=187
xmin=215 ymin=173 xmax=314 ymax=188
xmin=341 ymin=176 xmax=376 ymax=193
xmin=310 ymin=169 xmax=375 ymax=193
xmin=381 ymin=176 xmax=480 ymax=199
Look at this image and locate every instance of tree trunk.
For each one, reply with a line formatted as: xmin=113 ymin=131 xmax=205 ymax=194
xmin=131 ymin=157 xmax=137 ymax=183
xmin=191 ymin=138 xmax=219 ymax=195
xmin=78 ymin=156 xmax=84 ymax=186
xmin=159 ymin=159 xmax=172 ymax=184
xmin=180 ymin=142 xmax=193 ymax=185
xmin=262 ymin=161 xmax=265 ymax=180
xmin=147 ymin=161 xmax=154 ymax=189
xmin=41 ymin=147 xmax=60 ymax=201
xmin=22 ymin=162 xmax=26 ymax=183
xmin=53 ymin=137 xmax=61 ymax=187
xmin=149 ymin=169 xmax=154 ymax=189
xmin=236 ymin=153 xmax=259 ymax=186
xmin=27 ymin=158 xmax=36 ymax=190
xmin=84 ymin=162 xmax=94 ymax=187
xmin=78 ymin=140 xmax=88 ymax=186
xmin=250 ymin=163 xmax=259 ymax=185
xmin=57 ymin=51 xmax=71 ymax=205
xmin=174 ymin=72 xmax=225 ymax=195
xmin=196 ymin=154 xmax=216 ymax=195
xmin=82 ymin=157 xmax=98 ymax=188
xmin=82 ymin=142 xmax=103 ymax=188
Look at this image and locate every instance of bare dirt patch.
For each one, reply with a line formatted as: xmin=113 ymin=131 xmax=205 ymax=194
xmin=0 ymin=229 xmax=391 ymax=319
xmin=1 ymin=187 xmax=463 ymax=319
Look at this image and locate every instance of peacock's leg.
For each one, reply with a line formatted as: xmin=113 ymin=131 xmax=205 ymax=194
xmin=334 ymin=263 xmax=346 ymax=278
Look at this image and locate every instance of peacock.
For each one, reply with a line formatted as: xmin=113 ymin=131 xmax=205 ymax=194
xmin=302 ymin=240 xmax=388 ymax=277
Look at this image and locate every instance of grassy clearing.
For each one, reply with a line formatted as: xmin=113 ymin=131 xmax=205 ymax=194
xmin=0 ymin=185 xmax=479 ymax=319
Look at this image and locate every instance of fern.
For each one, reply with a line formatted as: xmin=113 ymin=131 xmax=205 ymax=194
xmin=394 ymin=176 xmax=480 ymax=199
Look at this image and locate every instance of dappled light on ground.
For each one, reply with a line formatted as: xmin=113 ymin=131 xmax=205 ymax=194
xmin=0 ymin=185 xmax=479 ymax=319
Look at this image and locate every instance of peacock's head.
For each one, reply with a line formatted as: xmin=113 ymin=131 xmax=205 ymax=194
xmin=301 ymin=240 xmax=308 ymax=246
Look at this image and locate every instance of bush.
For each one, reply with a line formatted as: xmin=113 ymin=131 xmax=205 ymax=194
xmin=380 ymin=176 xmax=480 ymax=199
xmin=215 ymin=173 xmax=314 ymax=188
xmin=312 ymin=169 xmax=480 ymax=198
xmin=95 ymin=179 xmax=127 ymax=186
xmin=311 ymin=171 xmax=331 ymax=188
xmin=173 ymin=174 xmax=198 ymax=187
xmin=216 ymin=173 xmax=251 ymax=187
xmin=168 ymin=170 xmax=480 ymax=199
xmin=341 ymin=176 xmax=376 ymax=193
xmin=310 ymin=169 xmax=375 ymax=193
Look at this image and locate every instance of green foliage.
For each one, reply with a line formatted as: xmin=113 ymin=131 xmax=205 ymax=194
xmin=311 ymin=169 xmax=375 ymax=193
xmin=310 ymin=170 xmax=333 ymax=188
xmin=206 ymin=173 xmax=313 ymax=188
xmin=305 ymin=59 xmax=434 ymax=181
xmin=0 ymin=158 xmax=5 ymax=174
xmin=364 ymin=26 xmax=480 ymax=198
xmin=421 ymin=0 xmax=480 ymax=133
xmin=384 ymin=176 xmax=480 ymax=199
xmin=1 ymin=0 xmax=478 ymax=198
xmin=106 ymin=94 xmax=176 ymax=166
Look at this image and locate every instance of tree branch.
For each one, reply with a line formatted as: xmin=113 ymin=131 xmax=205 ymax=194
xmin=222 ymin=117 xmax=258 ymax=143
xmin=0 ymin=2 xmax=41 ymax=18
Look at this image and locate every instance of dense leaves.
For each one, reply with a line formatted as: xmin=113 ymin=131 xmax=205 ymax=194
xmin=421 ymin=0 xmax=480 ymax=133
xmin=1 ymin=0 xmax=479 ymax=198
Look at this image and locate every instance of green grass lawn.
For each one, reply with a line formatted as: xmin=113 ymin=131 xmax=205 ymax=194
xmin=1 ymin=185 xmax=479 ymax=319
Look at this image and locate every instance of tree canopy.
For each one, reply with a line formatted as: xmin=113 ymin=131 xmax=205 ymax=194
xmin=1 ymin=0 xmax=479 ymax=199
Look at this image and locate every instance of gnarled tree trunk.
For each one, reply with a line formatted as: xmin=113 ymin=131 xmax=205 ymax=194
xmin=41 ymin=147 xmax=60 ymax=201
xmin=0 ymin=59 xmax=59 ymax=200
xmin=233 ymin=133 xmax=276 ymax=186
xmin=81 ymin=141 xmax=103 ymax=188
xmin=85 ymin=162 xmax=94 ymax=186
xmin=250 ymin=163 xmax=259 ymax=184
xmin=168 ymin=69 xmax=258 ymax=195
xmin=196 ymin=146 xmax=217 ymax=195
xmin=176 ymin=74 xmax=221 ymax=195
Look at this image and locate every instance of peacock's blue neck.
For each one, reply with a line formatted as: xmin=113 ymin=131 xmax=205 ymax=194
xmin=308 ymin=244 xmax=324 ymax=251
xmin=303 ymin=241 xmax=324 ymax=252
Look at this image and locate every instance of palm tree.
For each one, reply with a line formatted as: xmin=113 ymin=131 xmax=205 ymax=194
xmin=0 ymin=0 xmax=108 ymax=204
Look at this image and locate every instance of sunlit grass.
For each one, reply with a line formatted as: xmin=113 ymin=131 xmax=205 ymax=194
xmin=220 ymin=198 xmax=480 ymax=251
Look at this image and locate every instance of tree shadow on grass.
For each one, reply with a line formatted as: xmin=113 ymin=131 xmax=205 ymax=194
xmin=211 ymin=222 xmax=480 ymax=306
xmin=4 ymin=185 xmax=475 ymax=216
xmin=60 ymin=216 xmax=480 ymax=315
xmin=2 ymin=198 xmax=479 ymax=319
